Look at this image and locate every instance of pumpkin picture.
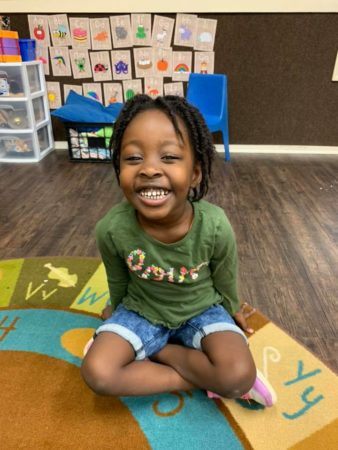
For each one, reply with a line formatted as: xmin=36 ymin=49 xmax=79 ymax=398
xmin=34 ymin=25 xmax=45 ymax=40
xmin=157 ymin=59 xmax=168 ymax=71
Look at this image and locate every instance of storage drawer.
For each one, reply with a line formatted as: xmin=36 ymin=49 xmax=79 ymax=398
xmin=0 ymin=133 xmax=34 ymax=159
xmin=0 ymin=101 xmax=30 ymax=129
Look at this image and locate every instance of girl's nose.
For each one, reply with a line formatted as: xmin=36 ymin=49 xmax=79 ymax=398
xmin=139 ymin=160 xmax=162 ymax=178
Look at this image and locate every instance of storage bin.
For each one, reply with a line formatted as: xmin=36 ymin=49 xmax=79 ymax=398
xmin=0 ymin=30 xmax=21 ymax=62
xmin=64 ymin=122 xmax=114 ymax=162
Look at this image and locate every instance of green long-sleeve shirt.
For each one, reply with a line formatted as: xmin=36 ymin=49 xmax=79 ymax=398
xmin=96 ymin=199 xmax=240 ymax=329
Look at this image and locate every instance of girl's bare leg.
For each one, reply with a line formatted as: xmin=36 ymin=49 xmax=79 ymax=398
xmin=81 ymin=332 xmax=196 ymax=396
xmin=151 ymin=331 xmax=256 ymax=398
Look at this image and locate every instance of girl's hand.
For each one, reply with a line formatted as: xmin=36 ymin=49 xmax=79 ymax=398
xmin=101 ymin=304 xmax=113 ymax=320
xmin=233 ymin=302 xmax=256 ymax=334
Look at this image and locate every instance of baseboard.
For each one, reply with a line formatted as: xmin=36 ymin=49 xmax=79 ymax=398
xmin=55 ymin=141 xmax=338 ymax=155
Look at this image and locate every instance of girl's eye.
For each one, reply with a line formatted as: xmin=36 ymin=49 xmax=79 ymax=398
xmin=162 ymin=155 xmax=180 ymax=161
xmin=125 ymin=156 xmax=142 ymax=162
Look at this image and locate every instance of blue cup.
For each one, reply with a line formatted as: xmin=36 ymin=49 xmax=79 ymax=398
xmin=19 ymin=39 xmax=36 ymax=61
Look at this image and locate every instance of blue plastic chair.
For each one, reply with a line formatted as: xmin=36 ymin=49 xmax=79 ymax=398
xmin=186 ymin=73 xmax=230 ymax=161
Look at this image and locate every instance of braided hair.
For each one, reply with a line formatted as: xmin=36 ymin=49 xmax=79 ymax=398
xmin=111 ymin=94 xmax=215 ymax=201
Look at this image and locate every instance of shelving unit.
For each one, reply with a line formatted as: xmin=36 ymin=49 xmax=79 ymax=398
xmin=0 ymin=60 xmax=54 ymax=163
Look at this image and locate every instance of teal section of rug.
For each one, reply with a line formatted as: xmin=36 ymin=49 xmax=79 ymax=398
xmin=124 ymin=391 xmax=243 ymax=450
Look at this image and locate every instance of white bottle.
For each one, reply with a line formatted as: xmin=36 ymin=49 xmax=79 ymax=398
xmin=0 ymin=71 xmax=10 ymax=96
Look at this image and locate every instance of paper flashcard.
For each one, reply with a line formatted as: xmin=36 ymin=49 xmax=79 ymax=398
xmin=174 ymin=14 xmax=198 ymax=48
xmin=131 ymin=14 xmax=152 ymax=46
xmin=195 ymin=19 xmax=217 ymax=51
xmin=82 ymin=83 xmax=103 ymax=103
xmin=49 ymin=47 xmax=72 ymax=77
xmin=28 ymin=15 xmax=50 ymax=47
xmin=144 ymin=77 xmax=163 ymax=98
xmin=153 ymin=48 xmax=173 ymax=78
xmin=69 ymin=17 xmax=91 ymax=48
xmin=164 ymin=82 xmax=184 ymax=97
xmin=122 ymin=79 xmax=143 ymax=101
xmin=151 ymin=15 xmax=174 ymax=49
xmin=103 ymin=83 xmax=123 ymax=106
xmin=332 ymin=51 xmax=338 ymax=81
xmin=172 ymin=51 xmax=192 ymax=81
xmin=90 ymin=51 xmax=112 ymax=82
xmin=134 ymin=47 xmax=154 ymax=78
xmin=36 ymin=45 xmax=50 ymax=75
xmin=194 ymin=52 xmax=215 ymax=74
xmin=90 ymin=18 xmax=112 ymax=51
xmin=69 ymin=49 xmax=92 ymax=79
xmin=63 ymin=84 xmax=83 ymax=103
xmin=46 ymin=82 xmax=62 ymax=109
xmin=48 ymin=14 xmax=71 ymax=47
xmin=111 ymin=50 xmax=132 ymax=80
xmin=110 ymin=15 xmax=133 ymax=49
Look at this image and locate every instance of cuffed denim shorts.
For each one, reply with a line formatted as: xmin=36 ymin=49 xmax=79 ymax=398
xmin=95 ymin=303 xmax=247 ymax=360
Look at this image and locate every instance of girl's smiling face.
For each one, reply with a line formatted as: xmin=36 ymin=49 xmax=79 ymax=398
xmin=119 ymin=109 xmax=201 ymax=227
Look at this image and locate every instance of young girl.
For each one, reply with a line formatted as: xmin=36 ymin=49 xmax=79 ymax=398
xmin=81 ymin=94 xmax=276 ymax=406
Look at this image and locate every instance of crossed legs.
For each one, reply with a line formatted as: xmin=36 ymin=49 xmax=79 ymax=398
xmin=81 ymin=330 xmax=256 ymax=398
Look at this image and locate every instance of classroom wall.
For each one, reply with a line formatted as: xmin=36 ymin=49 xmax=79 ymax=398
xmin=6 ymin=13 xmax=338 ymax=146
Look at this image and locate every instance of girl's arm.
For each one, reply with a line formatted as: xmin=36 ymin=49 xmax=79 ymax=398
xmin=96 ymin=224 xmax=129 ymax=311
xmin=210 ymin=214 xmax=253 ymax=333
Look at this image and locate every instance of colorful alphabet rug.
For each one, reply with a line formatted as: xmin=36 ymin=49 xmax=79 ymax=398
xmin=0 ymin=257 xmax=337 ymax=449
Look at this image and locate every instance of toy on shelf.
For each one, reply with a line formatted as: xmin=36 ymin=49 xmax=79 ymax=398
xmin=0 ymin=105 xmax=28 ymax=129
xmin=0 ymin=30 xmax=21 ymax=62
xmin=0 ymin=135 xmax=32 ymax=156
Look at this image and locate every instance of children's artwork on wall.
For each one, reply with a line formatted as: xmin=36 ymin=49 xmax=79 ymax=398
xmin=134 ymin=47 xmax=154 ymax=78
xmin=131 ymin=14 xmax=152 ymax=46
xmin=90 ymin=51 xmax=112 ymax=82
xmin=153 ymin=47 xmax=173 ymax=78
xmin=69 ymin=17 xmax=91 ymax=49
xmin=82 ymin=83 xmax=103 ymax=103
xmin=46 ymin=81 xmax=62 ymax=109
xmin=90 ymin=18 xmax=112 ymax=51
xmin=194 ymin=51 xmax=215 ymax=74
xmin=111 ymin=50 xmax=132 ymax=81
xmin=164 ymin=82 xmax=184 ymax=96
xmin=172 ymin=51 xmax=192 ymax=81
xmin=49 ymin=47 xmax=72 ymax=77
xmin=28 ymin=15 xmax=50 ymax=47
xmin=63 ymin=84 xmax=83 ymax=103
xmin=151 ymin=15 xmax=174 ymax=49
xmin=103 ymin=82 xmax=123 ymax=106
xmin=194 ymin=19 xmax=217 ymax=52
xmin=174 ymin=14 xmax=198 ymax=48
xmin=332 ymin=51 xmax=338 ymax=81
xmin=144 ymin=76 xmax=163 ymax=98
xmin=69 ymin=49 xmax=92 ymax=79
xmin=0 ymin=16 xmax=10 ymax=31
xmin=48 ymin=14 xmax=71 ymax=47
xmin=122 ymin=79 xmax=143 ymax=101
xmin=110 ymin=15 xmax=133 ymax=49
xmin=36 ymin=45 xmax=50 ymax=75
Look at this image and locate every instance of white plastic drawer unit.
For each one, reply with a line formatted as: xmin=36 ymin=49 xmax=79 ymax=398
xmin=0 ymin=61 xmax=54 ymax=163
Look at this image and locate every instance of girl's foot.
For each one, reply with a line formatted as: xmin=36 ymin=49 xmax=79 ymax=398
xmin=207 ymin=369 xmax=277 ymax=407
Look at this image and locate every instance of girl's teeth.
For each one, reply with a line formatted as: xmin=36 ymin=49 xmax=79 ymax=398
xmin=140 ymin=188 xmax=168 ymax=199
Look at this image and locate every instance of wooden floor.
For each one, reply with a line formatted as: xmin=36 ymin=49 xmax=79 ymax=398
xmin=1 ymin=151 xmax=337 ymax=372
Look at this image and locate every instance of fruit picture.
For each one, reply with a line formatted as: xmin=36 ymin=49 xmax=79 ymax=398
xmin=34 ymin=25 xmax=45 ymax=40
xmin=157 ymin=59 xmax=168 ymax=71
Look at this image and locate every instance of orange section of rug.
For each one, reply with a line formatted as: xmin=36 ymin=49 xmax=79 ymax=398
xmin=0 ymin=351 xmax=150 ymax=449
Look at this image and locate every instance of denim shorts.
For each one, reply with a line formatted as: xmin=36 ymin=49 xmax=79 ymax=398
xmin=95 ymin=303 xmax=247 ymax=360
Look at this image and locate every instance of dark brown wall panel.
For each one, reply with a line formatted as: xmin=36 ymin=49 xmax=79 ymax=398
xmin=7 ymin=13 xmax=338 ymax=146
